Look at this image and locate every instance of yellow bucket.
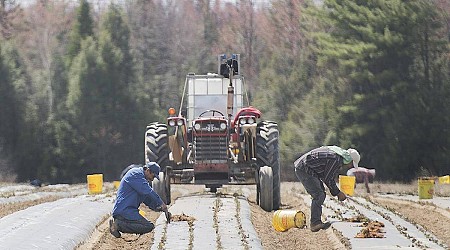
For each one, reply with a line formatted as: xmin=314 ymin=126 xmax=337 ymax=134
xmin=87 ymin=174 xmax=103 ymax=194
xmin=113 ymin=181 xmax=121 ymax=189
xmin=438 ymin=175 xmax=450 ymax=184
xmin=418 ymin=178 xmax=434 ymax=199
xmin=339 ymin=175 xmax=356 ymax=196
xmin=272 ymin=210 xmax=306 ymax=232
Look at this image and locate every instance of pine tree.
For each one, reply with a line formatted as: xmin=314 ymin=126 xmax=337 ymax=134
xmin=312 ymin=0 xmax=450 ymax=180
xmin=66 ymin=5 xmax=139 ymax=181
xmin=66 ymin=0 xmax=94 ymax=65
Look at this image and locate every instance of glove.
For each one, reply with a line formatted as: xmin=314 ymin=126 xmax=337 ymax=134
xmin=337 ymin=191 xmax=347 ymax=201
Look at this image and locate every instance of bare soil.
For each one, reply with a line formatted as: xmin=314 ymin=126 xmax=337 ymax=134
xmin=79 ymin=182 xmax=450 ymax=250
xmin=2 ymin=181 xmax=449 ymax=249
xmin=79 ymin=183 xmax=345 ymax=250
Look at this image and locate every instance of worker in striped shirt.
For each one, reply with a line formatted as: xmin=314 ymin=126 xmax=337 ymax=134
xmin=294 ymin=146 xmax=360 ymax=232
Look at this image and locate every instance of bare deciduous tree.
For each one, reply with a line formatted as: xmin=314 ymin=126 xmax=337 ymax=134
xmin=14 ymin=1 xmax=72 ymax=114
xmin=0 ymin=0 xmax=21 ymax=39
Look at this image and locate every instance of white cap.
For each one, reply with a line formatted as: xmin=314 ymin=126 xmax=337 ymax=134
xmin=347 ymin=148 xmax=360 ymax=168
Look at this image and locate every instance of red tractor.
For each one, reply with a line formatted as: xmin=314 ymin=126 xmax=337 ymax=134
xmin=145 ymin=54 xmax=280 ymax=211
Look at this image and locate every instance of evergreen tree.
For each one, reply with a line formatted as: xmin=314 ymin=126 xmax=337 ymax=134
xmin=66 ymin=37 xmax=100 ymax=181
xmin=66 ymin=5 xmax=138 ymax=181
xmin=96 ymin=4 xmax=139 ymax=178
xmin=66 ymin=0 xmax=94 ymax=65
xmin=312 ymin=0 xmax=450 ymax=180
xmin=253 ymin=0 xmax=321 ymax=174
xmin=0 ymin=44 xmax=15 ymax=154
xmin=0 ymin=42 xmax=43 ymax=182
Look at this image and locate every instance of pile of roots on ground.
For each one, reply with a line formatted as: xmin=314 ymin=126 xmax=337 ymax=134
xmin=355 ymin=221 xmax=385 ymax=238
xmin=171 ymin=213 xmax=196 ymax=226
xmin=344 ymin=215 xmax=385 ymax=238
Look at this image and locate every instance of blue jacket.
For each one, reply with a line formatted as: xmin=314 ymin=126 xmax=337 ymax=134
xmin=112 ymin=167 xmax=163 ymax=220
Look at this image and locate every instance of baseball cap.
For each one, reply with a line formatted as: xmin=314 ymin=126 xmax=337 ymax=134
xmin=146 ymin=162 xmax=160 ymax=180
xmin=347 ymin=148 xmax=360 ymax=168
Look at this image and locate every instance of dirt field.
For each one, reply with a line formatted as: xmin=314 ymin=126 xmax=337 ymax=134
xmin=1 ymin=181 xmax=449 ymax=249
xmin=80 ymin=183 xmax=342 ymax=250
xmin=76 ymin=181 xmax=450 ymax=250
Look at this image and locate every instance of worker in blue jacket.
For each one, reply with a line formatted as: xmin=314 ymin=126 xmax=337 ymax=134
xmin=109 ymin=162 xmax=168 ymax=238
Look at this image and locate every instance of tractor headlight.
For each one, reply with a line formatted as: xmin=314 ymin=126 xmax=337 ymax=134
xmin=240 ymin=118 xmax=246 ymax=125
xmin=247 ymin=117 xmax=255 ymax=124
xmin=168 ymin=120 xmax=176 ymax=126
xmin=220 ymin=123 xmax=227 ymax=130
xmin=177 ymin=119 xmax=184 ymax=126
xmin=194 ymin=123 xmax=201 ymax=130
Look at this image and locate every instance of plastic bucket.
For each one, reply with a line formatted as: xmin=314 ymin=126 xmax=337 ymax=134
xmin=272 ymin=210 xmax=306 ymax=232
xmin=87 ymin=174 xmax=103 ymax=194
xmin=418 ymin=178 xmax=434 ymax=199
xmin=339 ymin=175 xmax=356 ymax=196
xmin=113 ymin=181 xmax=121 ymax=190
xmin=438 ymin=175 xmax=450 ymax=184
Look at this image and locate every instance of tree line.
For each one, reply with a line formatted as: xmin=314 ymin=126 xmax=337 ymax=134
xmin=0 ymin=0 xmax=449 ymax=183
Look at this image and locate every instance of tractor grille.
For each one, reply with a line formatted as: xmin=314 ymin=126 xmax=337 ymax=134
xmin=194 ymin=136 xmax=228 ymax=162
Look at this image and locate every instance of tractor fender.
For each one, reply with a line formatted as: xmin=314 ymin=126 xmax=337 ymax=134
xmin=233 ymin=106 xmax=262 ymax=126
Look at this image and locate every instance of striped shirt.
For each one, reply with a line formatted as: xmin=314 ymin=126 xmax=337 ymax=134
xmin=294 ymin=146 xmax=344 ymax=196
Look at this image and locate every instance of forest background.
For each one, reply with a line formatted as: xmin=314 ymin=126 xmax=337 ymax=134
xmin=0 ymin=0 xmax=449 ymax=184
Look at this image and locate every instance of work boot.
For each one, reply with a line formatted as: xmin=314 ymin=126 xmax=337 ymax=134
xmin=109 ymin=219 xmax=121 ymax=238
xmin=310 ymin=221 xmax=331 ymax=232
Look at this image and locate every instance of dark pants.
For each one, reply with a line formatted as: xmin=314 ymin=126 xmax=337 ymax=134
xmin=114 ymin=215 xmax=155 ymax=235
xmin=295 ymin=167 xmax=326 ymax=225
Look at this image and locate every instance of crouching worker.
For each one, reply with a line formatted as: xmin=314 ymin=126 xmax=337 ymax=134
xmin=294 ymin=146 xmax=360 ymax=232
xmin=109 ymin=162 xmax=168 ymax=238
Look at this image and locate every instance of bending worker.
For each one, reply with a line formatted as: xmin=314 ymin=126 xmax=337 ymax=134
xmin=294 ymin=146 xmax=360 ymax=232
xmin=109 ymin=162 xmax=169 ymax=238
xmin=347 ymin=166 xmax=375 ymax=193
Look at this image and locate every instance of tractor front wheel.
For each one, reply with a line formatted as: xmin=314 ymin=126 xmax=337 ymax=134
xmin=259 ymin=166 xmax=274 ymax=212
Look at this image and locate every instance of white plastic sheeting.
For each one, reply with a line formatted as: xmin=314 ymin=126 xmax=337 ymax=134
xmin=151 ymin=195 xmax=262 ymax=250
xmin=378 ymin=194 xmax=450 ymax=210
xmin=302 ymin=195 xmax=447 ymax=250
xmin=0 ymin=195 xmax=113 ymax=250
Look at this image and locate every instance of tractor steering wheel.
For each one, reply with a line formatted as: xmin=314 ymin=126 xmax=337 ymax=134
xmin=198 ymin=109 xmax=225 ymax=118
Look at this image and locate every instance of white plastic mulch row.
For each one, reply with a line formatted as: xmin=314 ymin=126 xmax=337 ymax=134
xmin=0 ymin=184 xmax=88 ymax=204
xmin=302 ymin=195 xmax=447 ymax=250
xmin=377 ymin=194 xmax=450 ymax=210
xmin=0 ymin=184 xmax=36 ymax=195
xmin=0 ymin=194 xmax=114 ymax=250
xmin=151 ymin=194 xmax=262 ymax=250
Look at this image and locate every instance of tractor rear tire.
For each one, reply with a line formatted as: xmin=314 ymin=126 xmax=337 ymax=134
xmin=259 ymin=166 xmax=273 ymax=212
xmin=145 ymin=122 xmax=170 ymax=168
xmin=152 ymin=171 xmax=171 ymax=205
xmin=146 ymin=122 xmax=171 ymax=204
xmin=256 ymin=121 xmax=281 ymax=210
